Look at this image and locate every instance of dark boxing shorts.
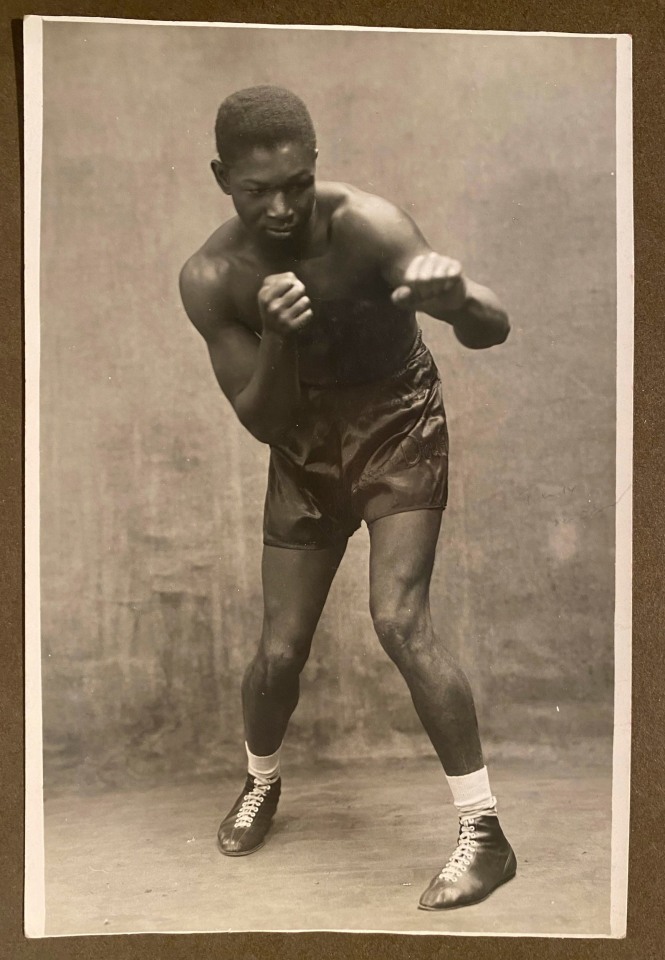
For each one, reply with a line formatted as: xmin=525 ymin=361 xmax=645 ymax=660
xmin=263 ymin=330 xmax=449 ymax=550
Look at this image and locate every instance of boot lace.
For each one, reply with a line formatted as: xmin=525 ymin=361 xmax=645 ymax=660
xmin=438 ymin=817 xmax=478 ymax=883
xmin=235 ymin=781 xmax=272 ymax=829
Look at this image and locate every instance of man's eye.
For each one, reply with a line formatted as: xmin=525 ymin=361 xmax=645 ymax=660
xmin=247 ymin=188 xmax=265 ymax=196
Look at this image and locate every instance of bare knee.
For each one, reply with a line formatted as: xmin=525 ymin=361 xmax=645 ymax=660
xmin=247 ymin=619 xmax=312 ymax=690
xmin=253 ymin=647 xmax=306 ymax=688
xmin=370 ymin=599 xmax=432 ymax=663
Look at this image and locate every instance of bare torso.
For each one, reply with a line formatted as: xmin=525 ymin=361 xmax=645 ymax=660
xmin=196 ymin=182 xmax=419 ymax=385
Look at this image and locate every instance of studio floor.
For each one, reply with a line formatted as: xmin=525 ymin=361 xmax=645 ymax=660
xmin=42 ymin=755 xmax=613 ymax=938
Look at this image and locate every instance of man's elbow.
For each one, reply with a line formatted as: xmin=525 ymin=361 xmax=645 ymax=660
xmin=481 ymin=317 xmax=510 ymax=350
xmin=235 ymin=406 xmax=273 ymax=445
xmin=493 ymin=313 xmax=511 ymax=346
xmin=454 ymin=313 xmax=510 ymax=350
xmin=234 ymin=398 xmax=293 ymax=446
xmin=244 ymin=422 xmax=273 ymax=445
xmin=248 ymin=420 xmax=293 ymax=446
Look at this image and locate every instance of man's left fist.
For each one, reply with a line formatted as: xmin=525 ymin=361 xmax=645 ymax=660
xmin=392 ymin=252 xmax=466 ymax=310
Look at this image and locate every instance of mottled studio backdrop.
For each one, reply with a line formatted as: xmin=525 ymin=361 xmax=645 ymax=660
xmin=39 ymin=24 xmax=617 ymax=789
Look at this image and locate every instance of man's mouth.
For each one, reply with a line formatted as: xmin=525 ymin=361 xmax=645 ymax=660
xmin=265 ymin=223 xmax=295 ymax=236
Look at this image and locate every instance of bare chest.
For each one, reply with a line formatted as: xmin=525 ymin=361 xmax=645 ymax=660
xmin=229 ymin=246 xmax=388 ymax=334
xmin=226 ymin=244 xmax=416 ymax=384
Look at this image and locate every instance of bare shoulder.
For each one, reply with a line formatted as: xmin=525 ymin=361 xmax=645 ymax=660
xmin=179 ymin=221 xmax=241 ymax=340
xmin=322 ymin=181 xmax=430 ymax=257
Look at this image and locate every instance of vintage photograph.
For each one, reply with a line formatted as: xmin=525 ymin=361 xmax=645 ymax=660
xmin=24 ymin=17 xmax=632 ymax=938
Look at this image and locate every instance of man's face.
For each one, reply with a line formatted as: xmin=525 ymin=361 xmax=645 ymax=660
xmin=215 ymin=141 xmax=317 ymax=243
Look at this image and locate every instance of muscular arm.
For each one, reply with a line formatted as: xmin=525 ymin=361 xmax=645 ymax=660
xmin=352 ymin=193 xmax=510 ymax=349
xmin=179 ymin=257 xmax=302 ymax=445
xmin=413 ymin=272 xmax=510 ymax=351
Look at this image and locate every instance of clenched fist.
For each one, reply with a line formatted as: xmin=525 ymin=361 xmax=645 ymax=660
xmin=392 ymin=252 xmax=467 ymax=311
xmin=258 ymin=272 xmax=313 ymax=337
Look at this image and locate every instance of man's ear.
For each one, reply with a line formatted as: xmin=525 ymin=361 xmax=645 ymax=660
xmin=211 ymin=158 xmax=231 ymax=195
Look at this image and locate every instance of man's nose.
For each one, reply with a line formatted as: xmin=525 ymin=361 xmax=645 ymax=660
xmin=266 ymin=192 xmax=291 ymax=219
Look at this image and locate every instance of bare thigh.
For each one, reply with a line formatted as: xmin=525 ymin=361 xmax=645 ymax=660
xmin=369 ymin=510 xmax=442 ymax=629
xmin=260 ymin=542 xmax=347 ymax=661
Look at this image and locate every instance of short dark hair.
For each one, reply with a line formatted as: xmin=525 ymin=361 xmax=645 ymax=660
xmin=215 ymin=86 xmax=316 ymax=165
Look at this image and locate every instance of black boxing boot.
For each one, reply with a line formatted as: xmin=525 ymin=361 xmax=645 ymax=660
xmin=217 ymin=775 xmax=281 ymax=857
xmin=418 ymin=814 xmax=516 ymax=910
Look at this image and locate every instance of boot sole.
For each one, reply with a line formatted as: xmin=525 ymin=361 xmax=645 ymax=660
xmin=417 ymin=868 xmax=517 ymax=912
xmin=217 ymin=837 xmax=267 ymax=857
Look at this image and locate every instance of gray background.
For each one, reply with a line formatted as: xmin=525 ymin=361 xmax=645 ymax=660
xmin=39 ymin=23 xmax=617 ymax=789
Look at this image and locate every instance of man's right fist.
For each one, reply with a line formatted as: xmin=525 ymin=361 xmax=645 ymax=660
xmin=258 ymin=272 xmax=313 ymax=337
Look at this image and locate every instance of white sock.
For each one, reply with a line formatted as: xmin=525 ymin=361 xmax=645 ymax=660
xmin=445 ymin=765 xmax=497 ymax=818
xmin=245 ymin=742 xmax=281 ymax=784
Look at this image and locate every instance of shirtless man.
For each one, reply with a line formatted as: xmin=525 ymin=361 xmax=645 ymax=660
xmin=180 ymin=86 xmax=516 ymax=911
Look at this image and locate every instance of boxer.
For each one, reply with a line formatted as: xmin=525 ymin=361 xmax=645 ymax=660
xmin=180 ymin=86 xmax=515 ymax=910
